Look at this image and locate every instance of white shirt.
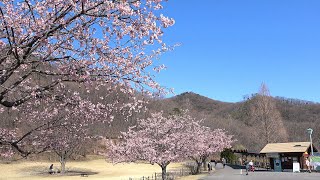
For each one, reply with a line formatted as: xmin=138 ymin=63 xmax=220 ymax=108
xmin=249 ymin=161 xmax=254 ymax=166
xmin=306 ymin=160 xmax=310 ymax=166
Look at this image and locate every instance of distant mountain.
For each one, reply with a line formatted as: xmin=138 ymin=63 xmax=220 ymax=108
xmin=168 ymin=92 xmax=233 ymax=114
xmin=155 ymin=92 xmax=320 ymax=152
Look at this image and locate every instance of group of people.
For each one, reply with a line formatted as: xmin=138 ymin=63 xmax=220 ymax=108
xmin=243 ymin=157 xmax=313 ymax=175
xmin=207 ymin=158 xmax=227 ymax=172
xmin=244 ymin=160 xmax=254 ymax=175
xmin=206 ymin=156 xmax=314 ymax=175
xmin=207 ymin=160 xmax=217 ymax=172
xmin=207 ymin=161 xmax=214 ymax=171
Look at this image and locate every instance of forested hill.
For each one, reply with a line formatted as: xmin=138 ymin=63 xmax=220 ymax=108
xmin=3 ymin=90 xmax=319 ymax=153
xmin=155 ymin=92 xmax=320 ymax=152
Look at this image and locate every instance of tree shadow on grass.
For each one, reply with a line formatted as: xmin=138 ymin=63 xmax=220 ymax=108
xmin=21 ymin=165 xmax=98 ymax=177
xmin=39 ymin=170 xmax=98 ymax=176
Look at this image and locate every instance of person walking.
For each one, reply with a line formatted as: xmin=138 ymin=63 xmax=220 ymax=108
xmin=244 ymin=160 xmax=249 ymax=175
xmin=306 ymin=158 xmax=311 ymax=173
xmin=222 ymin=158 xmax=226 ymax=168
xmin=208 ymin=161 xmax=212 ymax=172
xmin=249 ymin=160 xmax=254 ymax=172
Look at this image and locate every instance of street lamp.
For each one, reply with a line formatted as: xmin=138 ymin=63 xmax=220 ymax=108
xmin=307 ymin=128 xmax=314 ymax=156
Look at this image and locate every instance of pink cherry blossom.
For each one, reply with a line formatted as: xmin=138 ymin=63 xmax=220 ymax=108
xmin=0 ymin=0 xmax=174 ymax=157
xmin=106 ymin=111 xmax=234 ymax=179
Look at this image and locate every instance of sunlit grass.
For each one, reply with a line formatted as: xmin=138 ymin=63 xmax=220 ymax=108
xmin=0 ymin=156 xmax=207 ymax=180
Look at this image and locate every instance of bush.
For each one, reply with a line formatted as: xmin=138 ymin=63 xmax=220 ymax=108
xmin=220 ymin=149 xmax=237 ymax=164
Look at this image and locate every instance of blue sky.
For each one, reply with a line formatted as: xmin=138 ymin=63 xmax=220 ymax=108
xmin=154 ymin=0 xmax=320 ymax=102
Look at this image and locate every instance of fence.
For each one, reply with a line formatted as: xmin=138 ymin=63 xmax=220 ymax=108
xmin=127 ymin=167 xmax=192 ymax=180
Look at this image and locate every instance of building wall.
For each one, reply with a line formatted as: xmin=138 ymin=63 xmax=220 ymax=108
xmin=279 ymin=152 xmax=303 ymax=169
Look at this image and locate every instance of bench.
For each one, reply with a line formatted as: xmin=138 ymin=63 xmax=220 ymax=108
xmin=80 ymin=173 xmax=88 ymax=177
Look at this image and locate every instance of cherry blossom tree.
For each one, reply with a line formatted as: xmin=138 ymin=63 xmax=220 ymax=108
xmin=189 ymin=128 xmax=233 ymax=174
xmin=0 ymin=0 xmax=175 ymax=157
xmin=50 ymin=120 xmax=88 ymax=174
xmin=107 ymin=112 xmax=202 ymax=180
xmin=0 ymin=88 xmax=108 ymax=158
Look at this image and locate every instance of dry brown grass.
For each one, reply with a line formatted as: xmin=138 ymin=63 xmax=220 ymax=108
xmin=0 ymin=156 xmax=206 ymax=180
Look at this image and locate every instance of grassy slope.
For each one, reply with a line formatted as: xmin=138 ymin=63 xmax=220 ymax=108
xmin=0 ymin=158 xmax=206 ymax=180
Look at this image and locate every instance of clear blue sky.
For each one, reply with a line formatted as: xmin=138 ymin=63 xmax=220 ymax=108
xmin=155 ymin=0 xmax=320 ymax=102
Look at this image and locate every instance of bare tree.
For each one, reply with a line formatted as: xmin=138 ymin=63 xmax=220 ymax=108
xmin=250 ymin=83 xmax=288 ymax=147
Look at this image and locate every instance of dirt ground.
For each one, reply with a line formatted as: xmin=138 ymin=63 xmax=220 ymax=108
xmin=0 ymin=157 xmax=207 ymax=180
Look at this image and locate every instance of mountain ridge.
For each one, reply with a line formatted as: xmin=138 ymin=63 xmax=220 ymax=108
xmin=158 ymin=91 xmax=320 ymax=152
xmin=169 ymin=91 xmax=319 ymax=105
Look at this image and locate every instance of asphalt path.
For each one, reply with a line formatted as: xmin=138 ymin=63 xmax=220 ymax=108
xmin=200 ymin=165 xmax=320 ymax=180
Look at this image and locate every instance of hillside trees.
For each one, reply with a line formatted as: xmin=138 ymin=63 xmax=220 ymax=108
xmin=0 ymin=0 xmax=174 ymax=157
xmin=107 ymin=111 xmax=234 ymax=179
xmin=250 ymin=83 xmax=288 ymax=147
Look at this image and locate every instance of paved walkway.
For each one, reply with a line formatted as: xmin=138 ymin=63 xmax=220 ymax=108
xmin=200 ymin=165 xmax=320 ymax=180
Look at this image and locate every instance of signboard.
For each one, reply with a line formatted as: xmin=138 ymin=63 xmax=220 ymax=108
xmin=293 ymin=162 xmax=300 ymax=173
xmin=310 ymin=156 xmax=320 ymax=166
xmin=266 ymin=153 xmax=280 ymax=158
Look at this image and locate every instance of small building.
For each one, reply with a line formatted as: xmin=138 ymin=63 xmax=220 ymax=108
xmin=260 ymin=142 xmax=318 ymax=172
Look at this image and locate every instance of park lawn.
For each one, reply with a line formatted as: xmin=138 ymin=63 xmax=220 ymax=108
xmin=0 ymin=157 xmax=206 ymax=180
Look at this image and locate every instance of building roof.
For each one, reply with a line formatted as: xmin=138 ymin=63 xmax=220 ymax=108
xmin=260 ymin=142 xmax=311 ymax=153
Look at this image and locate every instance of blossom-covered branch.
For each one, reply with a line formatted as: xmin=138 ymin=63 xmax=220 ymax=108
xmin=0 ymin=0 xmax=174 ymax=158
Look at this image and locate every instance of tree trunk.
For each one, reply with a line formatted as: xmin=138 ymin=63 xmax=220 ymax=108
xmin=263 ymin=116 xmax=269 ymax=144
xmin=203 ymin=161 xmax=206 ymax=171
xmin=202 ymin=157 xmax=207 ymax=171
xmin=61 ymin=160 xmax=66 ymax=174
xmin=196 ymin=162 xmax=202 ymax=174
xmin=60 ymin=154 xmax=66 ymax=174
xmin=161 ymin=165 xmax=167 ymax=180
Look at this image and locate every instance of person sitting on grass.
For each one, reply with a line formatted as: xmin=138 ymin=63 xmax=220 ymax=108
xmin=49 ymin=164 xmax=54 ymax=174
